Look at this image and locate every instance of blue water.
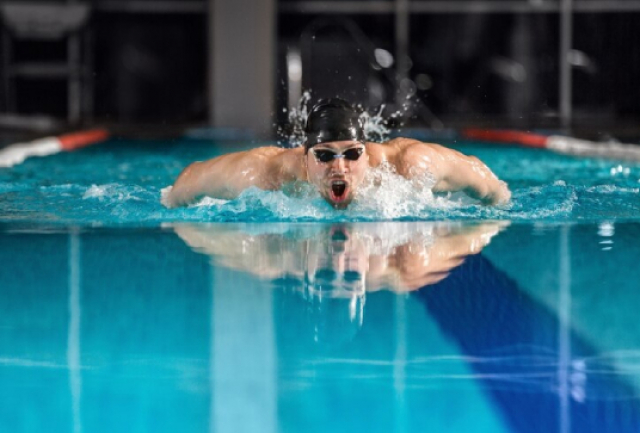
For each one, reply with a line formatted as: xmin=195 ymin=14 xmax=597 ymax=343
xmin=0 ymin=138 xmax=639 ymax=225
xmin=1 ymin=139 xmax=640 ymax=432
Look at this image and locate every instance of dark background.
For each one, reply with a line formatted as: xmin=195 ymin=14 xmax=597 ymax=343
xmin=1 ymin=0 xmax=639 ymax=135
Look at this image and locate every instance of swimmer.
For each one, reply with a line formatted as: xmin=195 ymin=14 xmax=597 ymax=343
xmin=164 ymin=98 xmax=511 ymax=209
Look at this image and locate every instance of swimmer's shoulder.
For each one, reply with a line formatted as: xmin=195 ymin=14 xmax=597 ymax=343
xmin=383 ymin=137 xmax=452 ymax=159
xmin=367 ymin=137 xmax=429 ymax=153
xmin=384 ymin=137 xmax=441 ymax=150
xmin=367 ymin=138 xmax=448 ymax=172
xmin=367 ymin=138 xmax=437 ymax=165
xmin=245 ymin=145 xmax=291 ymax=158
xmin=364 ymin=141 xmax=388 ymax=166
xmin=235 ymin=145 xmax=300 ymax=166
xmin=246 ymin=145 xmax=304 ymax=156
xmin=258 ymin=145 xmax=306 ymax=181
xmin=208 ymin=146 xmax=296 ymax=175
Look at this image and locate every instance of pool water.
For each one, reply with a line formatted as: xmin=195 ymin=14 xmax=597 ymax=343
xmin=0 ymin=138 xmax=639 ymax=225
xmin=1 ymin=138 xmax=640 ymax=432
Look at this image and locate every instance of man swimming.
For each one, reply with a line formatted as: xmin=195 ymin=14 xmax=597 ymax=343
xmin=164 ymin=98 xmax=511 ymax=209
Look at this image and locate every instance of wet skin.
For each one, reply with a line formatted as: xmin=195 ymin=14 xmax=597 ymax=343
xmin=304 ymin=141 xmax=369 ymax=209
xmin=164 ymin=137 xmax=511 ymax=208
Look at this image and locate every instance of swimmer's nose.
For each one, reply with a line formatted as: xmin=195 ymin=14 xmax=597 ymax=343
xmin=331 ymin=156 xmax=346 ymax=171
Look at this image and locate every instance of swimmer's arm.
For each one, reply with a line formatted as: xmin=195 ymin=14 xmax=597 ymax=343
xmin=400 ymin=142 xmax=511 ymax=205
xmin=164 ymin=150 xmax=275 ymax=208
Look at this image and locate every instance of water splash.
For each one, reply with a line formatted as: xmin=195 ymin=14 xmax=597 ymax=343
xmin=84 ymin=183 xmax=146 ymax=202
xmin=3 ymin=136 xmax=640 ymax=226
xmin=6 ymin=172 xmax=640 ymax=226
xmin=171 ymin=164 xmax=474 ymax=222
xmin=358 ymin=104 xmax=390 ymax=143
xmin=277 ymin=92 xmax=394 ymax=147
xmin=350 ymin=161 xmax=446 ymax=219
xmin=277 ymin=91 xmax=312 ymax=148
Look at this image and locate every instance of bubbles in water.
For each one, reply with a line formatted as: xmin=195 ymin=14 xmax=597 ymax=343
xmin=83 ymin=183 xmax=146 ymax=202
xmin=84 ymin=184 xmax=111 ymax=200
xmin=610 ymin=165 xmax=630 ymax=177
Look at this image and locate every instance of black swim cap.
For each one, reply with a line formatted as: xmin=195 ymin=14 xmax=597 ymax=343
xmin=304 ymin=98 xmax=364 ymax=152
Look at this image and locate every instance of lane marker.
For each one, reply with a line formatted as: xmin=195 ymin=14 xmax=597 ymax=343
xmin=464 ymin=128 xmax=640 ymax=161
xmin=0 ymin=128 xmax=109 ymax=167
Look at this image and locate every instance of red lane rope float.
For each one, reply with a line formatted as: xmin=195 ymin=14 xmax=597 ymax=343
xmin=0 ymin=128 xmax=110 ymax=167
xmin=58 ymin=129 xmax=110 ymax=151
xmin=463 ymin=128 xmax=640 ymax=161
xmin=463 ymin=128 xmax=549 ymax=149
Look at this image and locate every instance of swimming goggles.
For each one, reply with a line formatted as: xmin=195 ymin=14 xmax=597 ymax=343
xmin=311 ymin=147 xmax=364 ymax=163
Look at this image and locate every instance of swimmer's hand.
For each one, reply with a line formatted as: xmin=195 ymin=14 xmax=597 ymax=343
xmin=160 ymin=186 xmax=174 ymax=208
xmin=480 ymin=181 xmax=511 ymax=206
xmin=395 ymin=139 xmax=511 ymax=207
xmin=163 ymin=185 xmax=203 ymax=208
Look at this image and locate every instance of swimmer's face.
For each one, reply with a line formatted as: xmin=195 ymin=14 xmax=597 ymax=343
xmin=306 ymin=226 xmax=367 ymax=297
xmin=306 ymin=140 xmax=369 ymax=209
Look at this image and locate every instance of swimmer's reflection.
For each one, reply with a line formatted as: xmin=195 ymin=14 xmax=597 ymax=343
xmin=175 ymin=222 xmax=506 ymax=291
xmin=174 ymin=222 xmax=507 ymax=343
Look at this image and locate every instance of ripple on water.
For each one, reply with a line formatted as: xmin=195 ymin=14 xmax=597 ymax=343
xmin=2 ymin=131 xmax=640 ymax=226
xmin=1 ymin=172 xmax=638 ymax=225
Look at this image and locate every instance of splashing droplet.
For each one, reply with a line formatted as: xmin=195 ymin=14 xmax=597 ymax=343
xmin=278 ymin=92 xmax=403 ymax=147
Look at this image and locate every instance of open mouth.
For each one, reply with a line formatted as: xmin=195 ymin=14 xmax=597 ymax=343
xmin=330 ymin=180 xmax=349 ymax=203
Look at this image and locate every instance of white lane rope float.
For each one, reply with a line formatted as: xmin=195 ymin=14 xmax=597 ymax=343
xmin=0 ymin=128 xmax=110 ymax=167
xmin=463 ymin=128 xmax=640 ymax=161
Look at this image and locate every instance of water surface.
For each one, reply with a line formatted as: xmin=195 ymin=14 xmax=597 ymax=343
xmin=1 ymin=221 xmax=639 ymax=432
xmin=1 ymin=139 xmax=639 ymax=432
xmin=0 ymin=138 xmax=639 ymax=225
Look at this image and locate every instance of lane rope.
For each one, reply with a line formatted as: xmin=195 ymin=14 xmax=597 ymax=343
xmin=463 ymin=128 xmax=640 ymax=161
xmin=462 ymin=128 xmax=640 ymax=161
xmin=0 ymin=128 xmax=109 ymax=167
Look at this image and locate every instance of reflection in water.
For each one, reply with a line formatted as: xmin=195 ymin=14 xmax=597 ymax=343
xmin=174 ymin=221 xmax=505 ymax=342
xmin=68 ymin=232 xmax=82 ymax=433
xmin=176 ymin=222 xmax=640 ymax=432
xmin=3 ymin=224 xmax=640 ymax=431
xmin=174 ymin=222 xmax=505 ymax=293
xmin=414 ymin=250 xmax=640 ymax=432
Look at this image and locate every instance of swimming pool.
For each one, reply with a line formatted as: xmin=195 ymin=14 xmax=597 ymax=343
xmin=1 ymin=138 xmax=640 ymax=432
xmin=1 ymin=137 xmax=639 ymax=225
